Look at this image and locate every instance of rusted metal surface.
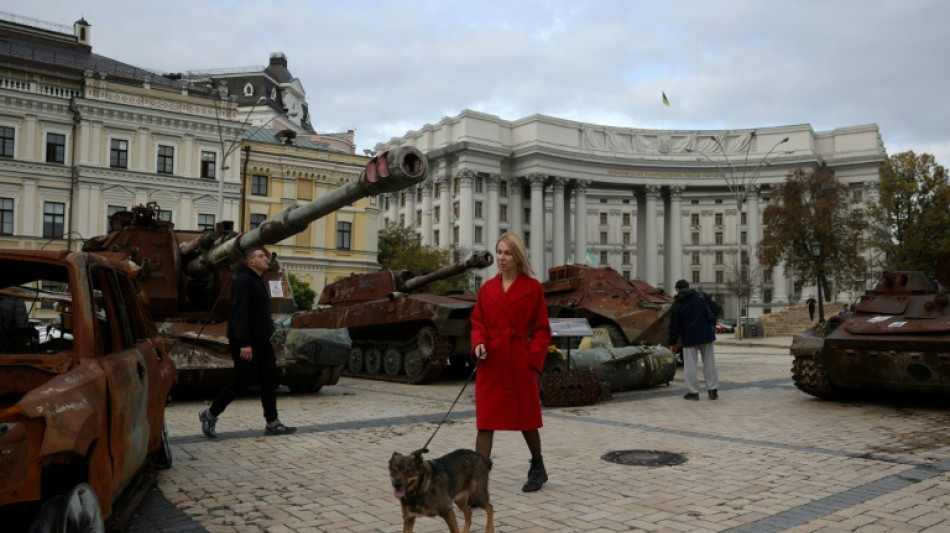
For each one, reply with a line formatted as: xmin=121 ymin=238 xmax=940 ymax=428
xmin=292 ymin=253 xmax=494 ymax=383
xmin=542 ymin=265 xmax=674 ymax=348
xmin=0 ymin=250 xmax=176 ymax=528
xmin=791 ymin=256 xmax=950 ymax=399
xmin=79 ymin=147 xmax=428 ymax=394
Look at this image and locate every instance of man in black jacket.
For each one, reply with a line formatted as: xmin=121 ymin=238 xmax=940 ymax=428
xmin=668 ymin=279 xmax=722 ymax=401
xmin=199 ymin=247 xmax=296 ymax=437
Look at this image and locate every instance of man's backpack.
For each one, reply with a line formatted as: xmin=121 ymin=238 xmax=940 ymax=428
xmin=698 ymin=291 xmax=721 ymax=325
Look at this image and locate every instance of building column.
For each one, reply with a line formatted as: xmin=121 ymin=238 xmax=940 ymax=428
xmin=457 ymin=169 xmax=475 ymax=252
xmin=551 ymin=177 xmax=566 ymax=267
xmin=644 ymin=185 xmax=660 ymax=286
xmin=573 ymin=179 xmax=589 ymax=264
xmin=636 ymin=189 xmax=646 ymax=278
xmin=135 ymin=128 xmax=149 ymax=172
xmin=438 ymin=173 xmax=452 ymax=247
xmin=421 ymin=178 xmax=434 ymax=245
xmin=405 ymin=184 xmax=417 ymax=231
xmin=23 ymin=115 xmax=38 ymax=162
xmin=485 ymin=173 xmax=500 ymax=278
xmin=527 ymin=173 xmax=546 ymax=277
xmin=747 ymin=184 xmax=762 ymax=303
xmin=388 ymin=192 xmax=399 ymax=227
xmin=774 ymin=259 xmax=789 ymax=303
xmin=510 ymin=177 xmax=524 ymax=237
xmin=665 ymin=185 xmax=684 ymax=293
xmin=179 ymin=193 xmax=193 ymax=229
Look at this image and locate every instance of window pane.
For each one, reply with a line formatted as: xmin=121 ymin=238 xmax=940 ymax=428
xmin=43 ymin=202 xmax=65 ymax=238
xmin=197 ymin=214 xmax=214 ymax=230
xmin=251 ymin=175 xmax=268 ymax=196
xmin=157 ymin=145 xmax=174 ymax=174
xmin=0 ymin=126 xmax=14 ymax=158
xmin=46 ymin=133 xmax=66 ymax=164
xmin=0 ymin=197 xmax=13 ymax=234
xmin=336 ymin=221 xmax=352 ymax=250
xmin=250 ymin=213 xmax=266 ymax=230
xmin=201 ymin=151 xmax=216 ymax=179
xmin=110 ymin=139 xmax=128 ymax=168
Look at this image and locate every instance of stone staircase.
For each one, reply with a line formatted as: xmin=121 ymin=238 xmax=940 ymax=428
xmin=757 ymin=302 xmax=827 ymax=336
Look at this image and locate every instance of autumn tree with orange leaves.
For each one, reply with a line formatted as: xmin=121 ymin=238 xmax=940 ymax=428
xmin=758 ymin=166 xmax=868 ymax=298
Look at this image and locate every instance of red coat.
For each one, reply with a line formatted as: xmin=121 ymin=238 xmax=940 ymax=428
xmin=470 ymin=273 xmax=551 ymax=431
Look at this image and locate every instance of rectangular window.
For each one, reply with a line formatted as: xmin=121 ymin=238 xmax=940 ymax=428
xmin=197 ymin=214 xmax=215 ymax=231
xmin=599 ymin=213 xmax=608 ymax=225
xmin=500 ymin=205 xmax=507 ymax=222
xmin=251 ymin=175 xmax=268 ymax=196
xmin=741 ymin=212 xmax=747 ymax=225
xmin=523 ymin=230 xmax=530 ymax=245
xmin=43 ymin=202 xmax=65 ymax=238
xmin=415 ymin=210 xmax=421 ymax=226
xmin=691 ymin=252 xmax=700 ymax=265
xmin=764 ymin=289 xmax=773 ymax=303
xmin=715 ymin=232 xmax=723 ymax=245
xmin=416 ymin=188 xmax=423 ymax=203
xmin=715 ymin=213 xmax=723 ymax=226
xmin=741 ymin=231 xmax=747 ymax=245
xmin=716 ymin=270 xmax=724 ymax=283
xmin=474 ymin=226 xmax=483 ymax=244
xmin=110 ymin=139 xmax=128 ymax=168
xmin=600 ymin=231 xmax=607 ymax=245
xmin=46 ymin=133 xmax=66 ymax=164
xmin=0 ymin=126 xmax=14 ymax=157
xmin=622 ymin=251 xmax=630 ymax=265
xmin=600 ymin=251 xmax=608 ymax=264
xmin=524 ymin=208 xmax=530 ymax=221
xmin=851 ymin=187 xmax=863 ymax=203
xmin=715 ymin=251 xmax=723 ymax=264
xmin=250 ymin=213 xmax=267 ymax=230
xmin=433 ymin=229 xmax=439 ymax=244
xmin=400 ymin=191 xmax=406 ymax=207
xmin=475 ymin=201 xmax=483 ymax=218
xmin=453 ymin=178 xmax=460 ymax=195
xmin=106 ymin=205 xmax=124 ymax=229
xmin=453 ymin=226 xmax=459 ymax=242
xmin=0 ymin=197 xmax=13 ymax=234
xmin=764 ymin=269 xmax=773 ymax=283
xmin=622 ymin=213 xmax=631 ymax=226
xmin=336 ymin=221 xmax=352 ymax=250
xmin=200 ymin=151 xmax=216 ymax=179
xmin=157 ymin=209 xmax=172 ymax=222
xmin=692 ymin=271 xmax=700 ymax=283
xmin=453 ymin=202 xmax=460 ymax=218
xmin=691 ymin=213 xmax=700 ymax=226
xmin=500 ymin=182 xmax=508 ymax=197
xmin=623 ymin=270 xmax=630 ymax=280
xmin=622 ymin=232 xmax=630 ymax=245
xmin=435 ymin=183 xmax=441 ymax=196
xmin=157 ymin=145 xmax=174 ymax=174
xmin=691 ymin=232 xmax=699 ymax=245
xmin=434 ymin=205 xmax=440 ymax=222
xmin=475 ymin=177 xmax=483 ymax=193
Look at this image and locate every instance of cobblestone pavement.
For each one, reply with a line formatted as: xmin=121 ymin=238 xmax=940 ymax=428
xmin=131 ymin=338 xmax=950 ymax=532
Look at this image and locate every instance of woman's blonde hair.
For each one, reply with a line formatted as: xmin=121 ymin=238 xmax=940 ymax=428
xmin=496 ymin=232 xmax=535 ymax=277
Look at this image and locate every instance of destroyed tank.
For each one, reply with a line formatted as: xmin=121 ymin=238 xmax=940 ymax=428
xmin=791 ymin=253 xmax=950 ymax=400
xmin=82 ymin=146 xmax=428 ymax=394
xmin=542 ymin=265 xmax=674 ymax=349
xmin=290 ymin=251 xmax=494 ymax=383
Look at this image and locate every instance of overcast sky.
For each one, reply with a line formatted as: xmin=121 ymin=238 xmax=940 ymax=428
xmin=10 ymin=1 xmax=950 ymax=165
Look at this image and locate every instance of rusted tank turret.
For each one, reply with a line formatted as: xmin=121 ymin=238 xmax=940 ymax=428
xmin=791 ymin=253 xmax=950 ymax=400
xmin=82 ymin=147 xmax=428 ymax=394
xmin=542 ymin=265 xmax=674 ymax=348
xmin=290 ymin=251 xmax=493 ymax=383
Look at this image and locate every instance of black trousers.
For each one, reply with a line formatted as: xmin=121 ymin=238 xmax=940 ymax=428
xmin=210 ymin=339 xmax=279 ymax=423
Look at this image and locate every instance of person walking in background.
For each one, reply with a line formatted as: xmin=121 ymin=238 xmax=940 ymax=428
xmin=668 ymin=279 xmax=722 ymax=401
xmin=806 ymin=294 xmax=817 ymax=322
xmin=199 ymin=247 xmax=296 ymax=438
xmin=470 ymin=232 xmax=552 ymax=492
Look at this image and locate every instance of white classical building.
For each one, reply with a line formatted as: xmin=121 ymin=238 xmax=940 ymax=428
xmin=375 ymin=110 xmax=887 ymax=318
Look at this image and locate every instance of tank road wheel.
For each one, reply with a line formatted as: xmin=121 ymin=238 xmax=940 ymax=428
xmin=383 ymin=347 xmax=403 ymax=377
xmin=792 ymin=356 xmax=842 ymax=400
xmin=364 ymin=347 xmax=383 ymax=375
xmin=347 ymin=347 xmax=364 ymax=374
xmin=415 ymin=327 xmax=436 ymax=356
xmin=404 ymin=348 xmax=427 ymax=382
xmin=29 ymin=483 xmax=104 ymax=533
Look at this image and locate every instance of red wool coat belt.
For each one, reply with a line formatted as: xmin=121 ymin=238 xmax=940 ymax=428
xmin=470 ymin=273 xmax=552 ymax=431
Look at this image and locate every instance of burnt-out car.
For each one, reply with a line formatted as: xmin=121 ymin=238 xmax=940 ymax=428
xmin=0 ymin=250 xmax=176 ymax=532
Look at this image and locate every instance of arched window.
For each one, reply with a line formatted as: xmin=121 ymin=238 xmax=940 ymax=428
xmin=243 ymin=83 xmax=254 ymax=97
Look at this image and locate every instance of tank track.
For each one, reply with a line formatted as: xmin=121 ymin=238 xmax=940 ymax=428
xmin=791 ymin=355 xmax=841 ymax=400
xmin=343 ymin=326 xmax=450 ymax=384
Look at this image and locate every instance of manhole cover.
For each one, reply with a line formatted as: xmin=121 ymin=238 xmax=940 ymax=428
xmin=601 ymin=450 xmax=687 ymax=466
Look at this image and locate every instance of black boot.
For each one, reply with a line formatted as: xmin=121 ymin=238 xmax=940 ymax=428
xmin=522 ymin=457 xmax=548 ymax=492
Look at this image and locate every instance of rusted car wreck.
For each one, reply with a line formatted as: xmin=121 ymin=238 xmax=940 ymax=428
xmin=0 ymin=249 xmax=176 ymax=531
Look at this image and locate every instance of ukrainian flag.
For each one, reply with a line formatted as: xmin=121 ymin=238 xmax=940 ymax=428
xmin=662 ymin=91 xmax=670 ymax=106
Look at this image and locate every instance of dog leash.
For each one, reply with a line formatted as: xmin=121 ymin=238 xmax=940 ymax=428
xmin=420 ymin=357 xmax=480 ymax=452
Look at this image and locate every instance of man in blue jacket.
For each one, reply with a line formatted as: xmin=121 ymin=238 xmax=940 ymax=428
xmin=199 ymin=247 xmax=296 ymax=437
xmin=668 ymin=279 xmax=722 ymax=400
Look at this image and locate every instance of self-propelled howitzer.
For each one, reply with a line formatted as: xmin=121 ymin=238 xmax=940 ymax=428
xmin=83 ymin=146 xmax=429 ymax=393
xmin=291 ymin=251 xmax=494 ymax=383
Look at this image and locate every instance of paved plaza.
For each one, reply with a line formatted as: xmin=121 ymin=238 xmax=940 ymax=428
xmin=131 ymin=338 xmax=950 ymax=532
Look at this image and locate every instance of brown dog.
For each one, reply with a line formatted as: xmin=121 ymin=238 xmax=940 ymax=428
xmin=389 ymin=448 xmax=493 ymax=533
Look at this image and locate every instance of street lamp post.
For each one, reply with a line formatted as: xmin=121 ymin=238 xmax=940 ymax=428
xmin=686 ymin=133 xmax=789 ymax=339
xmin=811 ymin=239 xmax=825 ymax=324
xmin=214 ymin=95 xmax=267 ymax=221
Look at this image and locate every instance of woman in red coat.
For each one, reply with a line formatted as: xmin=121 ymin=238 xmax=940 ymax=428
xmin=471 ymin=232 xmax=552 ymax=492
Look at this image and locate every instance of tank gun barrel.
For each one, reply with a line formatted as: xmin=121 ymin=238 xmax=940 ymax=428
xmin=183 ymin=146 xmax=428 ymax=278
xmin=400 ymin=251 xmax=494 ymax=293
